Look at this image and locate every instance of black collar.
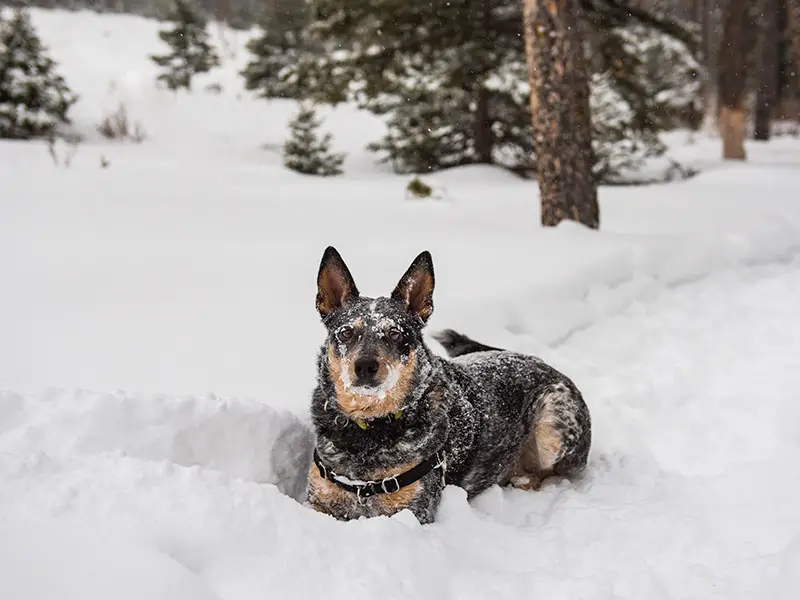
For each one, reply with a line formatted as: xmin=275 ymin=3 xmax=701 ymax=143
xmin=313 ymin=448 xmax=447 ymax=501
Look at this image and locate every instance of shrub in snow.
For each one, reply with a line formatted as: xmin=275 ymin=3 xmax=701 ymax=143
xmin=97 ymin=102 xmax=146 ymax=143
xmin=150 ymin=0 xmax=219 ymax=91
xmin=0 ymin=9 xmax=78 ymax=140
xmin=283 ymin=104 xmax=345 ymax=176
xmin=406 ymin=176 xmax=433 ymax=199
xmin=404 ymin=176 xmax=447 ymax=201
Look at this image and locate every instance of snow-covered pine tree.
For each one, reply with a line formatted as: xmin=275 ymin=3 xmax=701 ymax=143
xmin=240 ymin=0 xmax=314 ymax=100
xmin=283 ymin=103 xmax=345 ymax=176
xmin=150 ymin=0 xmax=219 ymax=91
xmin=295 ymin=0 xmax=700 ymax=182
xmin=589 ymin=24 xmax=702 ymax=180
xmin=0 ymin=9 xmax=78 ymax=140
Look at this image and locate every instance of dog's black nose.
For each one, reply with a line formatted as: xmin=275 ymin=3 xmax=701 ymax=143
xmin=354 ymin=358 xmax=380 ymax=384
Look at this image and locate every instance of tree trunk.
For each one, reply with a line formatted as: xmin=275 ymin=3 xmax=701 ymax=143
xmin=790 ymin=0 xmax=800 ymax=119
xmin=700 ymin=0 xmax=720 ymax=132
xmin=755 ymin=0 xmax=779 ymax=139
xmin=523 ymin=0 xmax=599 ymax=230
xmin=718 ymin=0 xmax=749 ymax=159
xmin=474 ymin=0 xmax=494 ymax=165
xmin=474 ymin=85 xmax=493 ymax=164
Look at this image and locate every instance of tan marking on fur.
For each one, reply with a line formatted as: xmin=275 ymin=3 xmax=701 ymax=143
xmin=308 ymin=460 xmax=422 ymax=515
xmin=306 ymin=462 xmax=351 ymax=513
xmin=534 ymin=419 xmax=562 ymax=471
xmin=375 ymin=357 xmax=390 ymax=382
xmin=327 ymin=345 xmax=417 ymax=419
xmin=505 ymin=432 xmax=544 ymax=489
xmin=504 ymin=410 xmax=562 ymax=492
xmin=372 ymin=462 xmax=423 ymax=512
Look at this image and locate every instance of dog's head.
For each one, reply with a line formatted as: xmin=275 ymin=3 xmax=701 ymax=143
xmin=315 ymin=246 xmax=435 ymax=419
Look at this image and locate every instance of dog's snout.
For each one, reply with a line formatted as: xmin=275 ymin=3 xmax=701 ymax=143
xmin=354 ymin=358 xmax=380 ymax=384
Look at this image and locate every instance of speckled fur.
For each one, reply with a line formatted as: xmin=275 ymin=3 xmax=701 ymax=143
xmin=306 ymin=247 xmax=591 ymax=524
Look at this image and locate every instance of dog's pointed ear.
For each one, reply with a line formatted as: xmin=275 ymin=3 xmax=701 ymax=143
xmin=391 ymin=251 xmax=435 ymax=323
xmin=316 ymin=246 xmax=359 ymax=318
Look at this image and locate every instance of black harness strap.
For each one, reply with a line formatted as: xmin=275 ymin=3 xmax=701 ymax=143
xmin=313 ymin=448 xmax=447 ymax=501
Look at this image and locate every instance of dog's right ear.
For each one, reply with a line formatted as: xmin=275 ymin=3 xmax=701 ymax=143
xmin=316 ymin=246 xmax=359 ymax=318
xmin=391 ymin=250 xmax=435 ymax=323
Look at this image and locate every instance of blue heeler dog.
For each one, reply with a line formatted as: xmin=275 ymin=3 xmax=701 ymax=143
xmin=306 ymin=247 xmax=591 ymax=524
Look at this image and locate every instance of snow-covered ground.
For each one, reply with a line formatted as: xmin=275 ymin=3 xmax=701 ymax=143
xmin=2 ymin=8 xmax=800 ymax=600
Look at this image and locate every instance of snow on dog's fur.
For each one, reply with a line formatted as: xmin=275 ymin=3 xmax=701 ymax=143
xmin=305 ymin=247 xmax=592 ymax=523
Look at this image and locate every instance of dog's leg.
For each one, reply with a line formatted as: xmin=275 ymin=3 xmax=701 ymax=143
xmin=305 ymin=463 xmax=356 ymax=519
xmin=511 ymin=381 xmax=591 ymax=490
xmin=507 ymin=432 xmax=544 ymax=491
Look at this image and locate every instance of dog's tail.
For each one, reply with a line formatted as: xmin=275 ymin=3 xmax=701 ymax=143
xmin=431 ymin=329 xmax=502 ymax=358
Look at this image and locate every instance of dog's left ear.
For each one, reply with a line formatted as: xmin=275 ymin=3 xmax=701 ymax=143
xmin=317 ymin=246 xmax=359 ymax=318
xmin=391 ymin=251 xmax=435 ymax=323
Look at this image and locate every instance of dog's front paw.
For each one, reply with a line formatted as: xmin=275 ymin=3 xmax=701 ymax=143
xmin=509 ymin=475 xmax=542 ymax=491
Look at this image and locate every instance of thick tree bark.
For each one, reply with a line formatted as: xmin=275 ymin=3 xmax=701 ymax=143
xmin=718 ymin=0 xmax=749 ymax=159
xmin=755 ymin=0 xmax=779 ymax=139
xmin=523 ymin=0 xmax=599 ymax=230
xmin=790 ymin=0 xmax=800 ymax=118
xmin=474 ymin=0 xmax=494 ymax=165
xmin=474 ymin=86 xmax=493 ymax=163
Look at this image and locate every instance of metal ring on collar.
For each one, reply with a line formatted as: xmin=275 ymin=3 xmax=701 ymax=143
xmin=381 ymin=476 xmax=401 ymax=494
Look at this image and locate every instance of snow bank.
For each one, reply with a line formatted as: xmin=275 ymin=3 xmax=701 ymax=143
xmin=0 ymin=519 xmax=220 ymax=600
xmin=0 ymin=389 xmax=313 ymax=500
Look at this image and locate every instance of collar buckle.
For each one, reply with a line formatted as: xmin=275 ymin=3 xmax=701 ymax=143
xmin=381 ymin=475 xmax=401 ymax=494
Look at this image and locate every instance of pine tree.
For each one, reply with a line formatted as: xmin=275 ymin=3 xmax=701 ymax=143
xmin=0 ymin=9 xmax=78 ymax=140
xmin=293 ymin=0 xmax=700 ymax=182
xmin=150 ymin=0 xmax=219 ymax=91
xmin=240 ymin=0 xmax=314 ymax=100
xmin=283 ymin=104 xmax=345 ymax=176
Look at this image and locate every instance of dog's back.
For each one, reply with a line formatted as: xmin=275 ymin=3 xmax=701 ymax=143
xmin=433 ymin=329 xmax=591 ymax=494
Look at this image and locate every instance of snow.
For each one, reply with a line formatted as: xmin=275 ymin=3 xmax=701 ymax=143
xmin=1 ymin=8 xmax=800 ymax=600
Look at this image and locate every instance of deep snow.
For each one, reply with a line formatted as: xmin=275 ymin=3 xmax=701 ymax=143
xmin=2 ymin=8 xmax=800 ymax=600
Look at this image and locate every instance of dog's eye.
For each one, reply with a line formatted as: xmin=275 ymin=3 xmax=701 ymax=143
xmin=387 ymin=328 xmax=403 ymax=342
xmin=337 ymin=326 xmax=354 ymax=342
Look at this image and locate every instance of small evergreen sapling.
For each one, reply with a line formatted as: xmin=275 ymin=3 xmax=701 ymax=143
xmin=150 ymin=0 xmax=219 ymax=91
xmin=283 ymin=104 xmax=345 ymax=176
xmin=0 ymin=9 xmax=78 ymax=140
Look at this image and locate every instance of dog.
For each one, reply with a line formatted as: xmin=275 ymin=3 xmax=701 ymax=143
xmin=305 ymin=247 xmax=591 ymax=524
